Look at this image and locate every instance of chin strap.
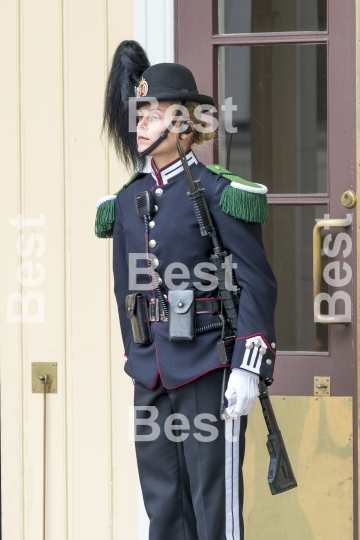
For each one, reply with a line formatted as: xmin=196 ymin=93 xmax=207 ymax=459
xmin=138 ymin=101 xmax=189 ymax=157
xmin=138 ymin=126 xmax=172 ymax=157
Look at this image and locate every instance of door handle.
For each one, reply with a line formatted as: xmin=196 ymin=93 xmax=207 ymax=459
xmin=313 ymin=216 xmax=352 ymax=323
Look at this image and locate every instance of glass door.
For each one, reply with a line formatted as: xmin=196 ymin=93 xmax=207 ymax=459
xmin=177 ymin=0 xmax=357 ymax=397
xmin=214 ymin=0 xmax=357 ymax=399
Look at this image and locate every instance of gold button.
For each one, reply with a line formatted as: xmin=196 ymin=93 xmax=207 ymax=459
xmin=260 ymin=347 xmax=266 ymax=355
xmin=245 ymin=342 xmax=254 ymax=350
xmin=271 ymin=342 xmax=276 ymax=349
xmin=266 ymin=359 xmax=272 ymax=365
xmin=255 ymin=339 xmax=262 ymax=348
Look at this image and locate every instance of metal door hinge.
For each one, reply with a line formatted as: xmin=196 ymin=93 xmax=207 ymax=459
xmin=314 ymin=376 xmax=330 ymax=397
xmin=32 ymin=362 xmax=57 ymax=393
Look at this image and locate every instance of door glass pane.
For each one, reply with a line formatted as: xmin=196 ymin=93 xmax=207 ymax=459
xmin=218 ymin=44 xmax=327 ymax=194
xmin=218 ymin=0 xmax=327 ymax=34
xmin=263 ymin=205 xmax=328 ymax=352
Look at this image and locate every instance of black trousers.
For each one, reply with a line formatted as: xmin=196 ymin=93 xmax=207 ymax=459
xmin=134 ymin=369 xmax=247 ymax=540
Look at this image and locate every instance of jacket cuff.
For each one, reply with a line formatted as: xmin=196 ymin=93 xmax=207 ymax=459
xmin=231 ymin=333 xmax=276 ymax=383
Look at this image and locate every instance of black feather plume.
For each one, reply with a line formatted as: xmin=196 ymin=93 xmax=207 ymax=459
xmin=102 ymin=40 xmax=150 ymax=172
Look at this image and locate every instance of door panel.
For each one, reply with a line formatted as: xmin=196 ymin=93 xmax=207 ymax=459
xmin=218 ymin=43 xmax=328 ymax=194
xmin=218 ymin=0 xmax=327 ymax=34
xmin=264 ymin=204 xmax=329 ymax=352
xmin=244 ymin=396 xmax=353 ymax=540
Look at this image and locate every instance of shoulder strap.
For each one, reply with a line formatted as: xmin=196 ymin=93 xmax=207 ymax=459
xmin=206 ymin=164 xmax=269 ymax=224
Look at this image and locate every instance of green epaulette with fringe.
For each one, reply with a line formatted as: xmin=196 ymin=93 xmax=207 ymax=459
xmin=95 ymin=172 xmax=146 ymax=238
xmin=206 ymin=164 xmax=269 ymax=225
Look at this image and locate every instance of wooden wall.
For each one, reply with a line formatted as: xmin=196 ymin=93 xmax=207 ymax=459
xmin=0 ymin=0 xmax=138 ymax=538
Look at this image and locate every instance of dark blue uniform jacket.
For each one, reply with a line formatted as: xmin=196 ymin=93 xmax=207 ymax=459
xmin=112 ymin=152 xmax=277 ymax=389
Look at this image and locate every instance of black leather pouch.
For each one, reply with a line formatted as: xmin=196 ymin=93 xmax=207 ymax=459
xmin=168 ymin=289 xmax=196 ymax=341
xmin=125 ymin=293 xmax=152 ymax=344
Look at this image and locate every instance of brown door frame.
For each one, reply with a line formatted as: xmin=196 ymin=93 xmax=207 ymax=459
xmin=176 ymin=0 xmax=357 ymax=534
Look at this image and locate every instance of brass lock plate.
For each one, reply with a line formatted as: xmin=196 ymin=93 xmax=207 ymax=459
xmin=32 ymin=362 xmax=57 ymax=393
xmin=314 ymin=376 xmax=330 ymax=396
xmin=341 ymin=190 xmax=357 ymax=208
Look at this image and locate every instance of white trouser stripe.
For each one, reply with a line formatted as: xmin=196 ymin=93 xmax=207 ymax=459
xmin=225 ymin=418 xmax=241 ymax=540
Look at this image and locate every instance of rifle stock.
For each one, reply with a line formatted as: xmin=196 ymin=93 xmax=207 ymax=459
xmin=259 ymin=382 xmax=297 ymax=495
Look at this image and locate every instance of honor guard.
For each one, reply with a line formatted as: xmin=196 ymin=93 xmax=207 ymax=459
xmin=96 ymin=40 xmax=277 ymax=540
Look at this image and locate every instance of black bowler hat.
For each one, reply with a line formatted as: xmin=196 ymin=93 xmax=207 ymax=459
xmin=103 ymin=40 xmax=215 ymax=171
xmin=132 ymin=63 xmax=215 ymax=107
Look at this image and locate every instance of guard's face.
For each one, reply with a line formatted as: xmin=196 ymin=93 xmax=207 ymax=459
xmin=136 ymin=101 xmax=188 ymax=160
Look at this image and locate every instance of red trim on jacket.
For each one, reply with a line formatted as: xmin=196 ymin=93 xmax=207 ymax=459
xmin=150 ymin=149 xmax=194 ymax=185
xmin=236 ymin=333 xmax=276 ymax=354
xmin=151 ymin=159 xmax=163 ymax=186
xmin=130 ymin=364 xmax=229 ymax=391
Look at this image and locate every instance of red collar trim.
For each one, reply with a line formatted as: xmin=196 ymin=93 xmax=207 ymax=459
xmin=150 ymin=149 xmax=195 ymax=186
xmin=151 ymin=159 xmax=163 ymax=186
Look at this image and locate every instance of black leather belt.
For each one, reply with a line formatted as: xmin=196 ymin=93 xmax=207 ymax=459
xmin=149 ymin=297 xmax=221 ymax=322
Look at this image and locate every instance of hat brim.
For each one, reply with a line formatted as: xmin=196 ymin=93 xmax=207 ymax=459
xmin=129 ymin=93 xmax=215 ymax=109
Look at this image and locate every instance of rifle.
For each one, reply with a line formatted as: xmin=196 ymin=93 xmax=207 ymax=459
xmin=175 ymin=138 xmax=240 ymax=362
xmin=176 ymin=138 xmax=297 ymax=495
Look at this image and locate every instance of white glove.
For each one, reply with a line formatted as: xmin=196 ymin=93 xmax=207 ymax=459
xmin=225 ymin=368 xmax=259 ymax=418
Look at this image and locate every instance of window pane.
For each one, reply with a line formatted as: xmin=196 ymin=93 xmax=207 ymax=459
xmin=218 ymin=44 xmax=327 ymax=194
xmin=218 ymin=0 xmax=327 ymax=33
xmin=263 ymin=205 xmax=328 ymax=352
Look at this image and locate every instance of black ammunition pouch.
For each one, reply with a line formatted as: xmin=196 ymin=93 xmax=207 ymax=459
xmin=125 ymin=293 xmax=152 ymax=344
xmin=168 ymin=289 xmax=196 ymax=341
